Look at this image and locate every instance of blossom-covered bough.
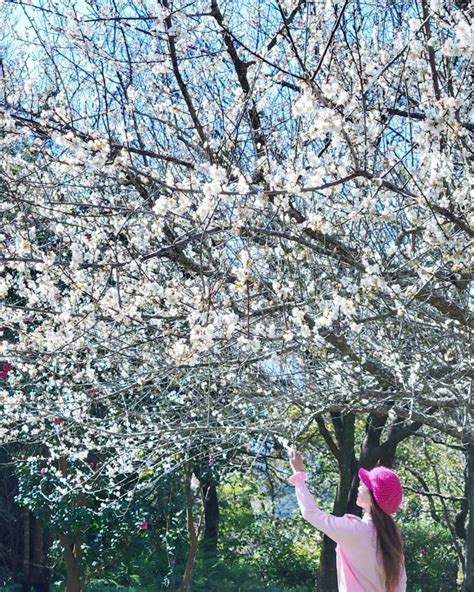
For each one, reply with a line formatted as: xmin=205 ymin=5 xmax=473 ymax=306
xmin=0 ymin=0 xmax=472 ymax=586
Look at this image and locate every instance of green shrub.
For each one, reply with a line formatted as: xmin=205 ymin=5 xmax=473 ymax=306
xmin=190 ymin=557 xmax=311 ymax=592
xmin=217 ymin=475 xmax=317 ymax=590
xmin=402 ymin=520 xmax=460 ymax=592
xmin=247 ymin=518 xmax=317 ymax=587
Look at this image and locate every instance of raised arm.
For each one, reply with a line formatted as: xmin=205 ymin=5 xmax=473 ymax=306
xmin=288 ymin=451 xmax=362 ymax=546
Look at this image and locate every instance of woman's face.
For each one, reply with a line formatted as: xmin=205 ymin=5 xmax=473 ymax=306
xmin=356 ymin=482 xmax=372 ymax=513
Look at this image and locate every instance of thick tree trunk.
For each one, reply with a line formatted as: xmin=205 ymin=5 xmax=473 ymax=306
xmin=19 ymin=509 xmax=52 ymax=592
xmin=179 ymin=464 xmax=200 ymax=592
xmin=0 ymin=448 xmax=18 ymax=586
xmin=0 ymin=447 xmax=52 ymax=591
xmin=317 ymin=537 xmax=337 ymax=591
xmin=464 ymin=443 xmax=474 ymax=592
xmin=317 ymin=413 xmax=356 ymax=592
xmin=29 ymin=519 xmax=51 ymax=592
xmin=201 ymin=483 xmax=219 ymax=558
xmin=346 ymin=413 xmax=388 ymax=514
xmin=64 ymin=560 xmax=82 ymax=592
xmin=23 ymin=509 xmax=30 ymax=583
xmin=59 ymin=535 xmax=83 ymax=592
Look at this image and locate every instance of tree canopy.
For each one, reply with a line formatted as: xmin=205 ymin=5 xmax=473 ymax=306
xmin=0 ymin=0 xmax=472 ymax=513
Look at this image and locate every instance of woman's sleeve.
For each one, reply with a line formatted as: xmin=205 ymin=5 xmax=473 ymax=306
xmin=289 ymin=472 xmax=362 ymax=546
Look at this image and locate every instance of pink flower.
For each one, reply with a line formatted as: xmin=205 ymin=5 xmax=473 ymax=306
xmin=0 ymin=371 xmax=8 ymax=379
xmin=53 ymin=417 xmax=62 ymax=425
xmin=39 ymin=468 xmax=46 ymax=476
xmin=208 ymin=456 xmax=215 ymax=466
xmin=3 ymin=362 xmax=12 ymax=372
xmin=87 ymin=387 xmax=97 ymax=397
xmin=139 ymin=520 xmax=149 ymax=530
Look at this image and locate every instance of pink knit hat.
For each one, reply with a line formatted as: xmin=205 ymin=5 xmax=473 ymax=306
xmin=358 ymin=466 xmax=403 ymax=514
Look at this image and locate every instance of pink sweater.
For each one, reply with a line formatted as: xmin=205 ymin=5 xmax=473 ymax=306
xmin=289 ymin=472 xmax=407 ymax=592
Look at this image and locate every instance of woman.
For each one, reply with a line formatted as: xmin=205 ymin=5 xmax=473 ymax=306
xmin=288 ymin=450 xmax=406 ymax=592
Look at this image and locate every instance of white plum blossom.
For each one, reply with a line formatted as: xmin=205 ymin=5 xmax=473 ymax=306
xmin=0 ymin=0 xmax=471 ymax=530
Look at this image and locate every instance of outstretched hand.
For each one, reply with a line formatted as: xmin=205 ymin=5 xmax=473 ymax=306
xmin=288 ymin=449 xmax=305 ymax=473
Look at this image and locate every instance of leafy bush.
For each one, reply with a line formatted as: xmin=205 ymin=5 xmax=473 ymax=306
xmin=402 ymin=520 xmax=460 ymax=592
xmin=217 ymin=474 xmax=318 ymax=590
xmin=247 ymin=518 xmax=318 ymax=587
xmin=191 ymin=558 xmax=312 ymax=592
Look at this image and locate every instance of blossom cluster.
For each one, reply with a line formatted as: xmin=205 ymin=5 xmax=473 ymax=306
xmin=0 ymin=0 xmax=471 ymax=510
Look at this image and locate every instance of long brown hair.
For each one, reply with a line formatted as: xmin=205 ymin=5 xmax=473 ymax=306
xmin=369 ymin=491 xmax=404 ymax=592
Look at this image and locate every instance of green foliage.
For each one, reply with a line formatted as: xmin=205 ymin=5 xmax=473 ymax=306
xmin=72 ymin=469 xmax=318 ymax=591
xmin=15 ymin=459 xmax=189 ymax=589
xmin=79 ymin=558 xmax=311 ymax=592
xmin=248 ymin=518 xmax=318 ymax=587
xmin=397 ymin=436 xmax=464 ymax=524
xmin=16 ymin=459 xmax=152 ymax=561
xmin=190 ymin=558 xmax=312 ymax=592
xmin=218 ymin=473 xmax=318 ymax=589
xmin=402 ymin=520 xmax=460 ymax=592
xmin=9 ymin=452 xmax=464 ymax=592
